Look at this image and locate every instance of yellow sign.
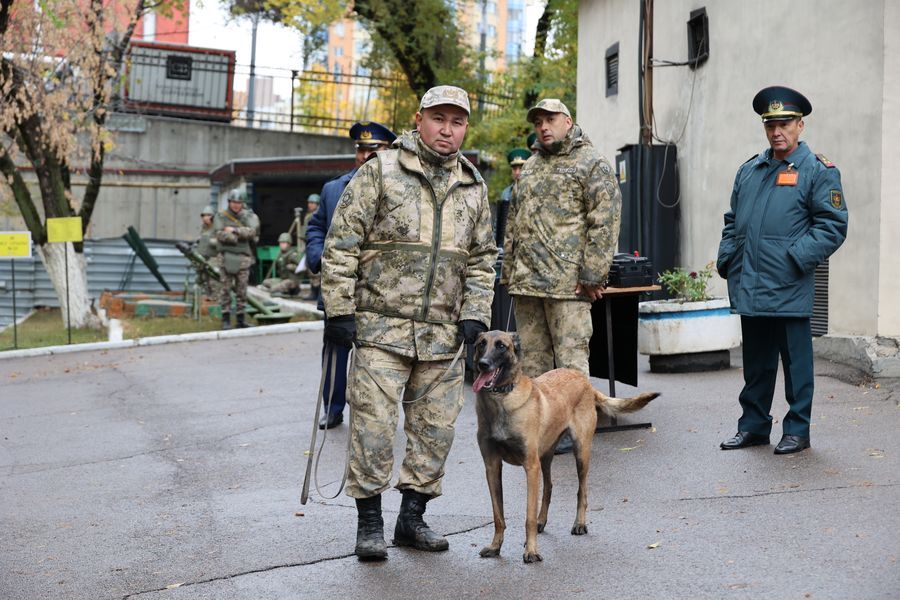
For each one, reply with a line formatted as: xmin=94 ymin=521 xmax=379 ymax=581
xmin=0 ymin=232 xmax=32 ymax=258
xmin=46 ymin=217 xmax=83 ymax=243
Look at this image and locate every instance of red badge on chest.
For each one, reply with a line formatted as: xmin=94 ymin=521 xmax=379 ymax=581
xmin=776 ymin=168 xmax=798 ymax=186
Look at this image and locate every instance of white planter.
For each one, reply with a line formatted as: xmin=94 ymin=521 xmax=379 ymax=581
xmin=638 ymin=298 xmax=741 ymax=356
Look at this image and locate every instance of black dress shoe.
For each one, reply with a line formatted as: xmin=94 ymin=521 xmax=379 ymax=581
xmin=318 ymin=412 xmax=344 ymax=430
xmin=720 ymin=431 xmax=770 ymax=450
xmin=774 ymin=434 xmax=810 ymax=454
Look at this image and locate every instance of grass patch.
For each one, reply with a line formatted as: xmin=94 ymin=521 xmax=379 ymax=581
xmin=0 ymin=308 xmax=106 ymax=350
xmin=1 ymin=307 xmax=321 ymax=352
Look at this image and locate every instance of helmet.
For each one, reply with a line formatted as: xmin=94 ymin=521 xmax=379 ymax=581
xmin=277 ymin=233 xmax=292 ymax=244
xmin=200 ymin=205 xmax=215 ymax=216
xmin=228 ymin=189 xmax=247 ymax=204
xmin=307 ymin=193 xmax=321 ymax=204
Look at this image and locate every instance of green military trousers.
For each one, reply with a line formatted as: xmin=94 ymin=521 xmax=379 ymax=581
xmin=345 ymin=345 xmax=465 ymax=499
xmin=512 ymin=295 xmax=593 ymax=377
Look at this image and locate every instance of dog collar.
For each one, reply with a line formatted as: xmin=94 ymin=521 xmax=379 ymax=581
xmin=492 ymin=383 xmax=515 ymax=394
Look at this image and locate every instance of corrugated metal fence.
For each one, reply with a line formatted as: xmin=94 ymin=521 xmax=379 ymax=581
xmin=0 ymin=238 xmax=194 ymax=328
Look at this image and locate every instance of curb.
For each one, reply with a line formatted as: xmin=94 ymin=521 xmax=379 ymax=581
xmin=0 ymin=320 xmax=324 ymax=361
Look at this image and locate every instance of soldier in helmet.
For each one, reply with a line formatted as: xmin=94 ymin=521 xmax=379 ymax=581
xmin=213 ymin=188 xmax=260 ymax=329
xmin=260 ymin=232 xmax=301 ymax=296
xmin=301 ymin=193 xmax=321 ymax=300
xmin=322 ymin=87 xmax=496 ymax=561
xmin=195 ymin=205 xmax=218 ymax=297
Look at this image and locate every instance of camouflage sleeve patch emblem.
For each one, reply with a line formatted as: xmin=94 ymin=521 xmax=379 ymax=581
xmin=830 ymin=189 xmax=843 ymax=209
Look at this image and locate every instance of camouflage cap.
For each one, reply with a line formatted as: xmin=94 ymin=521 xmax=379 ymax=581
xmin=419 ymin=85 xmax=471 ymax=115
xmin=307 ymin=193 xmax=321 ymax=204
xmin=277 ymin=233 xmax=292 ymax=244
xmin=526 ymin=98 xmax=572 ymax=123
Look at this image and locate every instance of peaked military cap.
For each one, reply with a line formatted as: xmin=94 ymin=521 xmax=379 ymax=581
xmin=349 ymin=121 xmax=397 ymax=149
xmin=277 ymin=233 xmax=292 ymax=244
xmin=752 ymin=86 xmax=812 ymax=122
xmin=307 ymin=193 xmax=321 ymax=204
xmin=419 ymin=85 xmax=471 ymax=115
xmin=526 ymin=98 xmax=571 ymax=123
xmin=507 ymin=148 xmax=530 ymax=166
xmin=526 ymin=132 xmax=538 ymax=149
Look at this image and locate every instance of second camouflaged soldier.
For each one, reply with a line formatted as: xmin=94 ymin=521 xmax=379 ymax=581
xmin=195 ymin=205 xmax=218 ymax=297
xmin=261 ymin=233 xmax=301 ymax=296
xmin=213 ymin=189 xmax=260 ymax=329
xmin=501 ymin=98 xmax=622 ymax=453
xmin=322 ymin=86 xmax=496 ymax=561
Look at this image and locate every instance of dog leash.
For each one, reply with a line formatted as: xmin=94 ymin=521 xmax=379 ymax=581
xmin=505 ymin=296 xmax=515 ymax=332
xmin=301 ymin=343 xmax=351 ymax=504
xmin=350 ymin=341 xmax=467 ymax=405
xmin=301 ymin=340 xmax=465 ymax=504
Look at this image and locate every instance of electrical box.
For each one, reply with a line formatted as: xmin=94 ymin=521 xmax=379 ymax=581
xmin=615 ymin=144 xmax=680 ymax=297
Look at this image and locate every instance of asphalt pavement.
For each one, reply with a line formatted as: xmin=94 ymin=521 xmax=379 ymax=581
xmin=1 ymin=330 xmax=897 ymax=600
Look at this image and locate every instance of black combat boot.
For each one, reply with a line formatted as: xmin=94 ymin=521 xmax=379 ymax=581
xmin=392 ymin=489 xmax=449 ymax=551
xmin=355 ymin=494 xmax=387 ymax=561
xmin=236 ymin=313 xmax=249 ymax=328
xmin=221 ymin=312 xmax=232 ymax=330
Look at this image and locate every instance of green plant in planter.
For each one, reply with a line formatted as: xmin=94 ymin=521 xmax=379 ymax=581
xmin=657 ymin=261 xmax=715 ymax=302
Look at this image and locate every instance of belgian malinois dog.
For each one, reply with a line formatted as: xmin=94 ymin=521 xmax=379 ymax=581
xmin=472 ymin=330 xmax=659 ymax=563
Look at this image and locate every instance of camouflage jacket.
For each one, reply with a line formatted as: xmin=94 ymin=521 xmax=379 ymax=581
xmin=274 ymin=247 xmax=301 ymax=281
xmin=322 ymin=131 xmax=496 ymax=360
xmin=197 ymin=225 xmax=218 ymax=259
xmin=502 ymin=124 xmax=621 ymax=299
xmin=213 ymin=208 xmax=260 ymax=257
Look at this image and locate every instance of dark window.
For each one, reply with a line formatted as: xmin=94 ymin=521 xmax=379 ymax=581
xmin=605 ymin=42 xmax=619 ymax=97
xmin=166 ymin=55 xmax=192 ymax=80
xmin=687 ymin=7 xmax=709 ymax=69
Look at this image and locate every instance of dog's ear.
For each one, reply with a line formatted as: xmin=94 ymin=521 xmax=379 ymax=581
xmin=511 ymin=332 xmax=522 ymax=358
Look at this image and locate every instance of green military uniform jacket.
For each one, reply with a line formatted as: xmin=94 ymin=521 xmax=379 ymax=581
xmin=274 ymin=247 xmax=301 ymax=282
xmin=213 ymin=207 xmax=260 ymax=258
xmin=502 ymin=124 xmax=621 ymax=299
xmin=322 ymin=131 xmax=497 ymax=360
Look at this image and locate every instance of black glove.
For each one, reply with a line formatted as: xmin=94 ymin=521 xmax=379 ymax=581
xmin=324 ymin=315 xmax=356 ymax=348
xmin=457 ymin=319 xmax=487 ymax=345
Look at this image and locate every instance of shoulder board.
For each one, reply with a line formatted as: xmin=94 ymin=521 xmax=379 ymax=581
xmin=816 ymin=153 xmax=836 ymax=168
xmin=743 ymin=154 xmax=758 ymax=166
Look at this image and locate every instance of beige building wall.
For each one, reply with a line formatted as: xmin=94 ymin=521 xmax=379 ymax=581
xmin=578 ymin=0 xmax=897 ymax=356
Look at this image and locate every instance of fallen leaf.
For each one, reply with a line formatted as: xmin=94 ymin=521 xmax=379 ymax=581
xmin=619 ymin=446 xmax=637 ymax=452
xmin=166 ymin=582 xmax=185 ymax=589
xmin=294 ymin=512 xmax=304 ymax=517
xmin=647 ymin=542 xmax=660 ymax=549
xmin=852 ymin=406 xmax=869 ymax=411
xmin=303 ymin=450 xmax=311 ymax=456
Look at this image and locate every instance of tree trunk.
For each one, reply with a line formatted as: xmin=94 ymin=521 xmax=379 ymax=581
xmin=36 ymin=243 xmax=101 ymax=329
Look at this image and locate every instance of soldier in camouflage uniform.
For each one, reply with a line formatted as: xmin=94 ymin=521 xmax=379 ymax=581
xmin=261 ymin=232 xmax=301 ymax=296
xmin=322 ymin=86 xmax=496 ymax=561
xmin=213 ymin=189 xmax=260 ymax=329
xmin=301 ymin=194 xmax=320 ymax=300
xmin=501 ymin=98 xmax=622 ymax=453
xmin=195 ymin=205 xmax=218 ymax=297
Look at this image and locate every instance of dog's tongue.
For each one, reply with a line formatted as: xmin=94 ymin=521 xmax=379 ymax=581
xmin=472 ymin=370 xmax=496 ymax=393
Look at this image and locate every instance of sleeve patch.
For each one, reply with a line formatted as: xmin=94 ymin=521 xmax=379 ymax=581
xmin=830 ymin=190 xmax=843 ymax=209
xmin=816 ymin=153 xmax=836 ymax=168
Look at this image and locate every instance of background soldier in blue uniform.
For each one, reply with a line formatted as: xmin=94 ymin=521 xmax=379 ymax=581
xmin=305 ymin=121 xmax=396 ymax=429
xmin=717 ymin=86 xmax=848 ymax=455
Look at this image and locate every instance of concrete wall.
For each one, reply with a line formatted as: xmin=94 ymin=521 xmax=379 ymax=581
xmin=1 ymin=115 xmax=352 ymax=240
xmin=578 ymin=0 xmax=895 ymax=339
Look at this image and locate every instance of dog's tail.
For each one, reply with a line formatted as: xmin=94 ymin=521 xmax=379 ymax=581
xmin=593 ymin=390 xmax=659 ymax=417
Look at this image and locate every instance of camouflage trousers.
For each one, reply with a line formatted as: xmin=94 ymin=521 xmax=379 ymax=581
xmin=345 ymin=345 xmax=465 ymax=499
xmin=261 ymin=277 xmax=299 ymax=295
xmin=512 ymin=295 xmax=592 ymax=377
xmin=195 ymin=267 xmax=217 ymax=298
xmin=214 ymin=255 xmax=252 ymax=315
